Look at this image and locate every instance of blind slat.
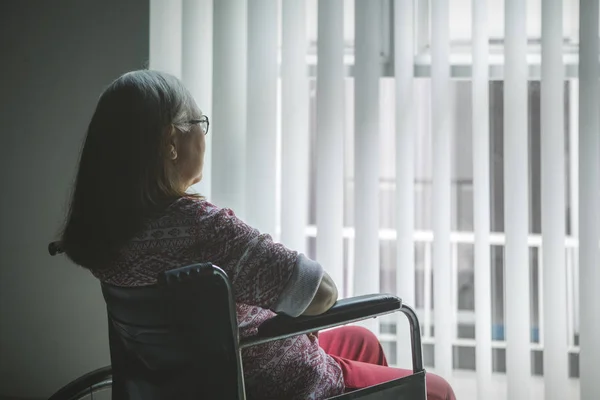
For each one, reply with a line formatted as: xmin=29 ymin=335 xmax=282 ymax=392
xmin=504 ymin=1 xmax=531 ymax=398
xmin=212 ymin=0 xmax=247 ymax=215
xmin=431 ymin=0 xmax=453 ymax=377
xmin=578 ymin=1 xmax=600 ymax=398
xmin=394 ymin=0 xmax=416 ymax=369
xmin=316 ymin=0 xmax=345 ymax=293
xmin=472 ymin=0 xmax=492 ymax=396
xmin=246 ymin=0 xmax=278 ymax=236
xmin=149 ymin=0 xmax=182 ymax=78
xmin=541 ymin=1 xmax=569 ymax=399
xmin=182 ymin=0 xmax=213 ymax=198
xmin=281 ymin=0 xmax=309 ymax=253
xmin=353 ymin=0 xmax=381 ymax=303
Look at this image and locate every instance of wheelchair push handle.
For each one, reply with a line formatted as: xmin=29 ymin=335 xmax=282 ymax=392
xmin=48 ymin=241 xmax=64 ymax=256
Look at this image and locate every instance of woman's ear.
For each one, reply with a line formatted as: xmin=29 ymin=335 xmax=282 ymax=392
xmin=168 ymin=144 xmax=177 ymax=160
xmin=166 ymin=126 xmax=178 ymax=160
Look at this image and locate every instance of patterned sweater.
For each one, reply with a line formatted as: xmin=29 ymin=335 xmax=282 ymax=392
xmin=92 ymin=197 xmax=345 ymax=399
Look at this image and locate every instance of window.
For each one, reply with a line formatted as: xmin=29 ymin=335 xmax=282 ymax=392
xmin=302 ymin=76 xmax=577 ymax=375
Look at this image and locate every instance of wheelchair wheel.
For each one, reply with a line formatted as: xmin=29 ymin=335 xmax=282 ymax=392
xmin=47 ymin=366 xmax=112 ymax=400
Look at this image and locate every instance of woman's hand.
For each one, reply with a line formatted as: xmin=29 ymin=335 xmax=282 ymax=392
xmin=302 ymin=271 xmax=338 ymax=316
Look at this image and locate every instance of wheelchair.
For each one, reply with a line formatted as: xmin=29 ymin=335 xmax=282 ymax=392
xmin=47 ymin=241 xmax=427 ymax=400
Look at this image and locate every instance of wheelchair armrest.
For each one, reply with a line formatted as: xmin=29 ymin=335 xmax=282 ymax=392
xmin=241 ymin=294 xmax=401 ymax=348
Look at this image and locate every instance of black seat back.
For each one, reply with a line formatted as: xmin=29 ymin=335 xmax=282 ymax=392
xmin=101 ymin=263 xmax=245 ymax=400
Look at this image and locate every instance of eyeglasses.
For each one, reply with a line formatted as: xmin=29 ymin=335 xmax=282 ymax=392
xmin=188 ymin=115 xmax=209 ymax=135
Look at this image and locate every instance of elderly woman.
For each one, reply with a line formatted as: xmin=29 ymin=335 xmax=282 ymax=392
xmin=60 ymin=70 xmax=455 ymax=400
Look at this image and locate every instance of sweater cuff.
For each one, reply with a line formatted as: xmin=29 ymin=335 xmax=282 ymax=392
xmin=273 ymin=254 xmax=324 ymax=317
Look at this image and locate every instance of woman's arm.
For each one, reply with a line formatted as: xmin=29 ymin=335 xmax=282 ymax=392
xmin=198 ymin=204 xmax=336 ymax=317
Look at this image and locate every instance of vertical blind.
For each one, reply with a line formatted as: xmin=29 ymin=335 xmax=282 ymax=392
xmin=315 ymin=0 xmax=345 ymax=293
xmin=353 ymin=0 xmax=381 ymax=335
xmin=151 ymin=1 xmax=599 ymax=398
xmin=149 ymin=0 xmax=182 ymax=78
xmin=471 ymin=0 xmax=492 ymax=398
xmin=431 ymin=0 xmax=453 ymax=379
xmin=503 ymin=1 xmax=531 ymax=399
xmin=579 ymin=1 xmax=600 ymax=399
xmin=541 ymin=1 xmax=568 ymax=400
xmin=182 ymin=0 xmax=213 ymax=199
xmin=246 ymin=0 xmax=278 ymax=236
xmin=394 ymin=0 xmax=416 ymax=371
xmin=281 ymin=0 xmax=309 ymax=254
xmin=211 ymin=0 xmax=247 ymax=215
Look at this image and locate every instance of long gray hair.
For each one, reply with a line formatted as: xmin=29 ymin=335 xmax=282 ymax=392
xmin=61 ymin=70 xmax=200 ymax=270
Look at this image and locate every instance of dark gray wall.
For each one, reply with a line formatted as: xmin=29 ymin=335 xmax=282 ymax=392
xmin=0 ymin=1 xmax=149 ymax=397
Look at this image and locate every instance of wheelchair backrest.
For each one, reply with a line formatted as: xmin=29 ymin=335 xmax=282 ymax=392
xmin=101 ymin=263 xmax=245 ymax=400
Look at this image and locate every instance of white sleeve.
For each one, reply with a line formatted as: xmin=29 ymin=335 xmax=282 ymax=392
xmin=272 ymin=254 xmax=324 ymax=317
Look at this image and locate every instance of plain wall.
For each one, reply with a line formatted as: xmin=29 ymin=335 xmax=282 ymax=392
xmin=0 ymin=1 xmax=149 ymax=397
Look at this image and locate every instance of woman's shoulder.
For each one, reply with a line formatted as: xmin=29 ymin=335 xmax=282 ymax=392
xmin=167 ymin=197 xmax=259 ymax=244
xmin=169 ymin=195 xmax=217 ymax=214
xmin=167 ymin=196 xmax=239 ymax=225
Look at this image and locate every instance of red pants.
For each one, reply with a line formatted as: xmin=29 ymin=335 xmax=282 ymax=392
xmin=319 ymin=326 xmax=456 ymax=400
